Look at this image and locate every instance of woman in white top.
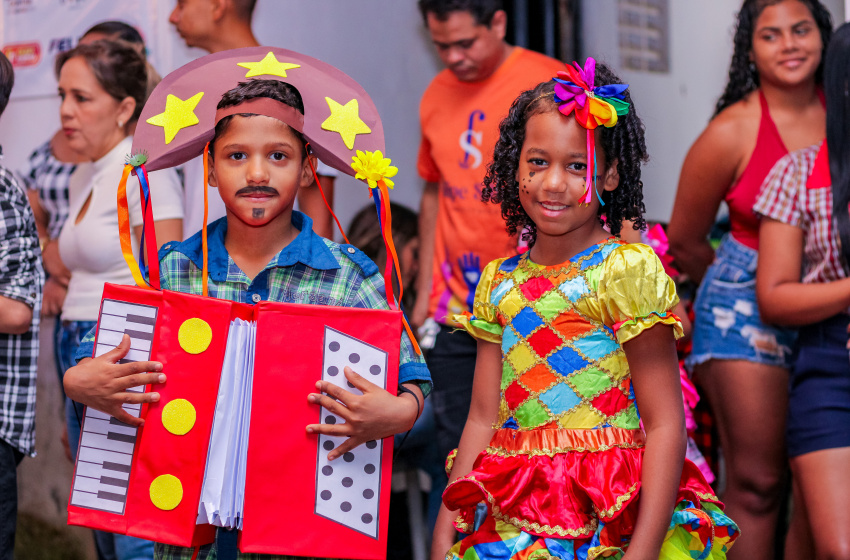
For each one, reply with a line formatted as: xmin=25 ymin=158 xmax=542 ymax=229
xmin=55 ymin=40 xmax=183 ymax=560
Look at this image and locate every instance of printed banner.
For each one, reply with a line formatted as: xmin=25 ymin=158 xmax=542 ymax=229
xmin=2 ymin=0 xmax=160 ymax=99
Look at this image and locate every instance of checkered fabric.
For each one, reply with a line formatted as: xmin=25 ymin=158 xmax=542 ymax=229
xmin=0 ymin=159 xmax=44 ymax=455
xmin=18 ymin=140 xmax=76 ymax=239
xmin=76 ymin=212 xmax=429 ymax=394
xmin=477 ymin=241 xmax=639 ymax=430
xmin=754 ymin=142 xmax=848 ymax=285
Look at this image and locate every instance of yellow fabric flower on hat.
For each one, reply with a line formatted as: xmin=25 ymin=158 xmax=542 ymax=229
xmin=351 ymin=150 xmax=398 ymax=189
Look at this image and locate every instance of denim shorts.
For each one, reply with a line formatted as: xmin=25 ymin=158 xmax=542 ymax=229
xmin=686 ymin=235 xmax=796 ymax=370
xmin=787 ymin=314 xmax=850 ymax=457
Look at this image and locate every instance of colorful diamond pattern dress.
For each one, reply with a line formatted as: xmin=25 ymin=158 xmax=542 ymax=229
xmin=445 ymin=240 xmax=739 ymax=560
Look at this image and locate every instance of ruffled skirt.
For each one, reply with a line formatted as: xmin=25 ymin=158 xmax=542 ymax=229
xmin=443 ymin=427 xmax=739 ymax=560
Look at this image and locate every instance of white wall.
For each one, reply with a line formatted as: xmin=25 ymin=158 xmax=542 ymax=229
xmin=0 ymin=0 xmax=441 ymax=236
xmin=582 ymin=0 xmax=845 ymax=223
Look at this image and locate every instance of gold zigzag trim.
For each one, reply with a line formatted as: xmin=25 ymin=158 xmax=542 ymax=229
xmin=491 ymin=509 xmax=598 ymax=538
xmin=453 ymin=515 xmax=472 ymax=533
xmin=593 ymin=482 xmax=639 ymax=519
xmin=696 ymin=491 xmax=721 ymax=502
xmin=484 ymin=441 xmax=644 ymax=457
xmin=451 ymin=474 xmax=599 ymax=538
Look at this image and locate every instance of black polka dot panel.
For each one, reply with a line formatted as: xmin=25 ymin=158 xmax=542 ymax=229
xmin=316 ymin=326 xmax=389 ymax=538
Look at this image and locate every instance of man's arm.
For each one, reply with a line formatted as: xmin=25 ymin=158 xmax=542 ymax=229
xmin=0 ymin=295 xmax=32 ymax=335
xmin=0 ymin=171 xmax=42 ymax=335
xmin=412 ymin=181 xmax=438 ymax=330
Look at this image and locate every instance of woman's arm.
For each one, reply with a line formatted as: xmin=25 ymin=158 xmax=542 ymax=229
xmin=668 ymin=116 xmax=744 ymax=283
xmin=757 ymin=218 xmax=850 ymax=325
xmin=26 ymin=189 xmax=50 ymax=241
xmin=297 ymin=174 xmax=335 ymax=239
xmin=133 ymin=218 xmax=183 ymax=252
xmin=431 ymin=339 xmax=502 ymax=560
xmin=621 ymin=323 xmax=686 ymax=560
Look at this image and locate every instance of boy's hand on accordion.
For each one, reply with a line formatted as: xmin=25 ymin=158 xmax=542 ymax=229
xmin=306 ymin=366 xmax=422 ymax=460
xmin=63 ymin=334 xmax=166 ymax=427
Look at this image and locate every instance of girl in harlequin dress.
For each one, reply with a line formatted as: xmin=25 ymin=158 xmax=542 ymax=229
xmin=430 ymin=59 xmax=740 ymax=560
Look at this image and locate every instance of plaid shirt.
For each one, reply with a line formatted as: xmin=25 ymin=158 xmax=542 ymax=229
xmin=754 ymin=142 xmax=847 ymax=284
xmin=0 ymin=156 xmax=44 ymax=456
xmin=18 ymin=140 xmax=76 ymax=239
xmin=76 ymin=211 xmax=428 ymax=560
xmin=77 ymin=211 xmax=429 ymax=387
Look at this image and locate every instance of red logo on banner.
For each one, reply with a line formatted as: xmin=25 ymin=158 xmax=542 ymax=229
xmin=3 ymin=43 xmax=41 ymax=67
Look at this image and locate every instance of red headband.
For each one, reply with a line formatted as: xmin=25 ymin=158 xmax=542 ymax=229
xmin=213 ymin=97 xmax=305 ymax=133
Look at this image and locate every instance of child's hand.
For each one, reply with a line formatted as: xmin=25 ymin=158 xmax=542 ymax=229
xmin=63 ymin=334 xmax=166 ymax=427
xmin=306 ymin=367 xmax=421 ymax=460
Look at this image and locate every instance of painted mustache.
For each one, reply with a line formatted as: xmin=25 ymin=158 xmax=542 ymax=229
xmin=236 ymin=186 xmax=277 ymax=196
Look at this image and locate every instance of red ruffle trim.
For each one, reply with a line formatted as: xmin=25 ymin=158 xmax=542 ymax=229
xmin=443 ymin=427 xmax=721 ymax=539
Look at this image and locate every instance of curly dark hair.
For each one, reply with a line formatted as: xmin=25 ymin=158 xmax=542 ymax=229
xmin=482 ymin=63 xmax=648 ymax=243
xmin=713 ymin=0 xmax=833 ymax=117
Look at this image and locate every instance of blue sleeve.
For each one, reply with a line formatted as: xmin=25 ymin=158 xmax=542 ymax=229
xmin=74 ymin=326 xmax=97 ymax=364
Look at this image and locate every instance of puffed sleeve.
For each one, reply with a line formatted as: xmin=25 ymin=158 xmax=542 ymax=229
xmin=753 ymin=145 xmax=819 ymax=227
xmin=452 ymin=258 xmax=504 ymax=344
xmin=597 ymin=244 xmax=683 ymax=344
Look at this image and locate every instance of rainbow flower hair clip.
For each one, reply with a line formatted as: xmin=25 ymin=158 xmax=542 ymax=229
xmin=552 ymin=57 xmax=630 ymax=205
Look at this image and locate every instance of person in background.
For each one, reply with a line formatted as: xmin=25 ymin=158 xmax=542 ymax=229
xmin=0 ymin=50 xmax=44 ymax=560
xmin=755 ymin=21 xmax=850 ymax=559
xmin=667 ymin=2 xmax=832 ymax=557
xmin=168 ymin=0 xmax=339 ymax=239
xmin=56 ymin=40 xmax=184 ymax=560
xmin=348 ymin=202 xmax=444 ymax=543
xmin=348 ymin=202 xmax=419 ymax=311
xmin=412 ymin=0 xmax=563 ymax=468
xmin=20 ymin=21 xmax=155 ymax=387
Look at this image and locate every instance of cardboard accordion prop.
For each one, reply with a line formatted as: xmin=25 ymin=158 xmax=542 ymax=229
xmin=66 ymin=47 xmax=418 ymax=558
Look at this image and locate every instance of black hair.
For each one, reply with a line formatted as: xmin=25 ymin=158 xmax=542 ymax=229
xmin=210 ymin=79 xmax=306 ymax=157
xmin=348 ymin=202 xmax=418 ymax=266
xmin=714 ymin=0 xmax=832 ymax=117
xmin=0 ymin=51 xmax=13 ymax=117
xmin=483 ymin=63 xmax=648 ymax=242
xmin=826 ymin=22 xmax=850 ymax=263
xmin=417 ymin=0 xmax=502 ymax=26
xmin=55 ymin=41 xmax=148 ymax=124
xmin=348 ymin=202 xmax=419 ymax=309
xmin=82 ymin=20 xmax=144 ymax=46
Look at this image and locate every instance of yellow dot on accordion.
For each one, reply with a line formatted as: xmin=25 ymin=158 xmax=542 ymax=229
xmin=150 ymin=474 xmax=183 ymax=510
xmin=161 ymin=399 xmax=196 ymax=436
xmin=178 ymin=317 xmax=212 ymax=354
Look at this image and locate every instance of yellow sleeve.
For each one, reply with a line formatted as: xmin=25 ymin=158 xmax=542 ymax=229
xmin=452 ymin=259 xmax=503 ymax=344
xmin=597 ymin=244 xmax=683 ymax=344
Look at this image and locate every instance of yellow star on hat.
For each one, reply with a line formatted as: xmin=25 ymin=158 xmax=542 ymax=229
xmin=146 ymin=92 xmax=205 ymax=144
xmin=237 ymin=52 xmax=301 ymax=78
xmin=321 ymin=97 xmax=371 ymax=150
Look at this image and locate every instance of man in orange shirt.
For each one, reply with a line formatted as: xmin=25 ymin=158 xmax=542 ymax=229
xmin=413 ymin=0 xmax=563 ymax=462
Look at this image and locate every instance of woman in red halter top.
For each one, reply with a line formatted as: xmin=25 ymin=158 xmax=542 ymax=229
xmin=668 ymin=1 xmax=831 ymax=558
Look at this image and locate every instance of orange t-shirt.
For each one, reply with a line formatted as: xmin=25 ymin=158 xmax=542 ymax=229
xmin=418 ymin=47 xmax=563 ymax=325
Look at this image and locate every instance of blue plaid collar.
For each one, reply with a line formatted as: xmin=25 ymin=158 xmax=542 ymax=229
xmin=174 ymin=211 xmax=340 ymax=281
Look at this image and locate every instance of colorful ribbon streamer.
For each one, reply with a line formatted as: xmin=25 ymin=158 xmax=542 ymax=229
xmin=552 ymin=58 xmax=630 ymax=205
